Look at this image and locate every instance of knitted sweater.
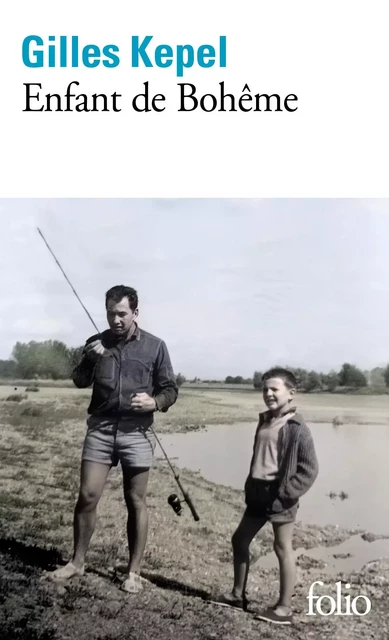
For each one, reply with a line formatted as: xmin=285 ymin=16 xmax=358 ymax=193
xmin=249 ymin=410 xmax=319 ymax=503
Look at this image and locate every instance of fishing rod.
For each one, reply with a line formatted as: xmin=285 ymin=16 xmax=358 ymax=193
xmin=37 ymin=227 xmax=200 ymax=522
xmin=152 ymin=429 xmax=200 ymax=521
xmin=37 ymin=228 xmax=100 ymax=334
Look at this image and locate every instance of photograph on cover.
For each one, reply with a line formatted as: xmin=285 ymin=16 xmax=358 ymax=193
xmin=0 ymin=199 xmax=388 ymax=639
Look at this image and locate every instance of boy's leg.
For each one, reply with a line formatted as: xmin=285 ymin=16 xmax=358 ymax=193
xmin=231 ymin=513 xmax=267 ymax=598
xmin=272 ymin=521 xmax=296 ymax=614
xmin=51 ymin=461 xmax=111 ymax=578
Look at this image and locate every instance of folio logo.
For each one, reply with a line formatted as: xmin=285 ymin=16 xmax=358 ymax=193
xmin=307 ymin=581 xmax=371 ymax=616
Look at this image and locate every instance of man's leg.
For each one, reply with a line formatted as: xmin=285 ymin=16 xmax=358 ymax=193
xmin=73 ymin=461 xmax=111 ymax=567
xmin=272 ymin=521 xmax=296 ymax=615
xmin=122 ymin=467 xmax=150 ymax=576
xmin=51 ymin=461 xmax=110 ymax=578
xmin=231 ymin=513 xmax=267 ymax=599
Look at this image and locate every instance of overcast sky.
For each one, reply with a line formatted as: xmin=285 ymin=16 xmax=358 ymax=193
xmin=1 ymin=198 xmax=388 ymax=378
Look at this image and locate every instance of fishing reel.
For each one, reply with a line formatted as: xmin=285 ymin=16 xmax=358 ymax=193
xmin=167 ymin=493 xmax=183 ymax=516
xmin=167 ymin=490 xmax=200 ymax=521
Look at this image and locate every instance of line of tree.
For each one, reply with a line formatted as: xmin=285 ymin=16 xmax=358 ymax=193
xmin=0 ymin=341 xmax=188 ymax=388
xmin=189 ymin=365 xmax=389 ymax=391
xmin=225 ymin=375 xmax=253 ymax=385
xmin=252 ymin=364 xmax=389 ymax=391
xmin=0 ymin=341 xmax=84 ymax=380
xmin=1 ymin=341 xmax=389 ymax=391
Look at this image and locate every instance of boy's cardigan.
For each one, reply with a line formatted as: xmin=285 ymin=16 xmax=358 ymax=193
xmin=249 ymin=410 xmax=319 ymax=503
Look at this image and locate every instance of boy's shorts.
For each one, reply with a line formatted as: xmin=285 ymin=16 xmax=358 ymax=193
xmin=244 ymin=476 xmax=298 ymax=523
xmin=82 ymin=415 xmax=156 ymax=469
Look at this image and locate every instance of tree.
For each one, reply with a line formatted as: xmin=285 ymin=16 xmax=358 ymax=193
xmin=305 ymin=371 xmax=322 ymax=392
xmin=0 ymin=359 xmax=17 ymax=378
xmin=11 ymin=340 xmax=83 ymax=379
xmin=384 ymin=364 xmax=389 ymax=388
xmin=68 ymin=346 xmax=84 ymax=369
xmin=338 ymin=363 xmax=367 ymax=389
xmin=253 ymin=371 xmax=263 ymax=390
xmin=370 ymin=367 xmax=385 ymax=388
xmin=322 ymin=370 xmax=339 ymax=392
xmin=225 ymin=376 xmax=247 ymax=384
xmin=285 ymin=367 xmax=309 ymax=391
xmin=175 ymin=373 xmax=186 ymax=387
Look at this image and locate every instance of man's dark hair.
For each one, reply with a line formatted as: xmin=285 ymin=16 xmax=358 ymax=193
xmin=105 ymin=285 xmax=138 ymax=312
xmin=262 ymin=367 xmax=297 ymax=389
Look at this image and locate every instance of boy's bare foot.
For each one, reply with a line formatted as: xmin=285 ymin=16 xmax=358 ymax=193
xmin=48 ymin=562 xmax=85 ymax=580
xmin=273 ymin=605 xmax=292 ymax=616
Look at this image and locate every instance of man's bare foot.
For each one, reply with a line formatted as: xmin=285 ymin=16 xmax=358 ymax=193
xmin=121 ymin=572 xmax=147 ymax=594
xmin=48 ymin=562 xmax=85 ymax=580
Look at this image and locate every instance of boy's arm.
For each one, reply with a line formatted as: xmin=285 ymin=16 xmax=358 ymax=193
xmin=279 ymin=427 xmax=319 ymax=500
xmin=248 ymin=414 xmax=264 ymax=475
xmin=152 ymin=341 xmax=178 ymax=412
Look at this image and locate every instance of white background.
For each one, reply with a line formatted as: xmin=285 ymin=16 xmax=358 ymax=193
xmin=0 ymin=0 xmax=388 ymax=197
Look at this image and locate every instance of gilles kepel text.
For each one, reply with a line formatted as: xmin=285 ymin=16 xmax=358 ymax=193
xmin=21 ymin=35 xmax=299 ymax=113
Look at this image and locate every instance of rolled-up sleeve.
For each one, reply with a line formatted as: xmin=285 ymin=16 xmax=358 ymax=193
xmin=72 ymin=349 xmax=96 ymax=388
xmin=153 ymin=341 xmax=178 ymax=412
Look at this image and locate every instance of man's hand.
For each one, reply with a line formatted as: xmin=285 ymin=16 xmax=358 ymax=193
xmin=84 ymin=339 xmax=108 ymax=363
xmin=130 ymin=393 xmax=157 ymax=413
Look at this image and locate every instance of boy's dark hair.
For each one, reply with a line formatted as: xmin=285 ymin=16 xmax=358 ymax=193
xmin=262 ymin=367 xmax=297 ymax=389
xmin=105 ymin=285 xmax=138 ymax=312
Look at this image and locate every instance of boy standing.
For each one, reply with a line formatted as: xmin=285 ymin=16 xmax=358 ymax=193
xmin=213 ymin=367 xmax=318 ymax=625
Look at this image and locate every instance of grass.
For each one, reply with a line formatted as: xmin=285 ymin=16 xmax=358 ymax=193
xmin=20 ymin=405 xmax=43 ymax=417
xmin=5 ymin=393 xmax=27 ymax=402
xmin=0 ymin=387 xmax=388 ymax=639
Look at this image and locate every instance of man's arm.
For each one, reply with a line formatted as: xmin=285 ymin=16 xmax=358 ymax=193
xmin=153 ymin=341 xmax=178 ymax=412
xmin=72 ymin=352 xmax=96 ymax=388
xmin=72 ymin=335 xmax=103 ymax=388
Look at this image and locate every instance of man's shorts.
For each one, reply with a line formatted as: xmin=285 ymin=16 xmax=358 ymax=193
xmin=244 ymin=476 xmax=298 ymax=524
xmin=82 ymin=415 xmax=156 ymax=469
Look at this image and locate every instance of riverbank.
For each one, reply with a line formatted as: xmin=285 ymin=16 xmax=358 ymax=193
xmin=1 ymin=385 xmax=389 ymax=430
xmin=1 ymin=391 xmax=388 ymax=639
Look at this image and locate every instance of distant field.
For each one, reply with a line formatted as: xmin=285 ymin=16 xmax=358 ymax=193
xmin=2 ymin=377 xmax=388 ymax=394
xmin=0 ymin=379 xmax=256 ymax=391
xmin=0 ymin=378 xmax=75 ymax=388
xmin=0 ymin=384 xmax=388 ymax=429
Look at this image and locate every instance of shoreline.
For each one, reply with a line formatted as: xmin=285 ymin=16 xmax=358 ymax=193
xmin=1 ymin=461 xmax=388 ymax=639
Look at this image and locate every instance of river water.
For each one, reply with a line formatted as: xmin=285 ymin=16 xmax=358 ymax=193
xmin=159 ymin=422 xmax=389 ymax=572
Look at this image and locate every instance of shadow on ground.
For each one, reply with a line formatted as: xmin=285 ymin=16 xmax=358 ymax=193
xmin=0 ymin=537 xmax=64 ymax=570
xmin=140 ymin=571 xmax=209 ymax=599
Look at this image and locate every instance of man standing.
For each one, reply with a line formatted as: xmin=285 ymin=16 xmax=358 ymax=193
xmin=51 ymin=285 xmax=178 ymax=593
